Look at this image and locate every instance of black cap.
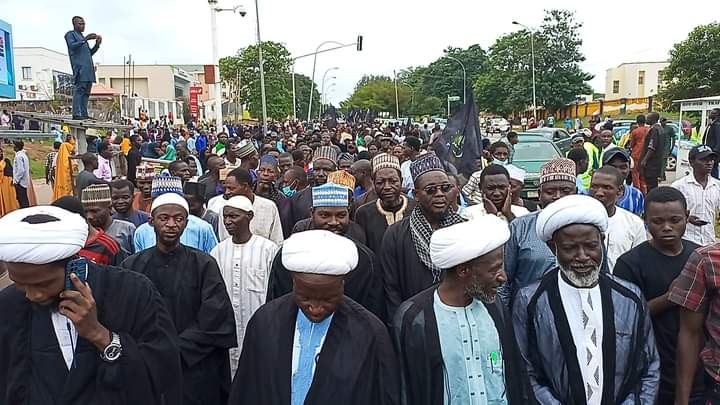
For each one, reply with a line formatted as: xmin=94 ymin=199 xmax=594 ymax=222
xmin=689 ymin=145 xmax=718 ymax=161
xmin=183 ymin=181 xmax=206 ymax=197
xmin=602 ymin=147 xmax=630 ymax=165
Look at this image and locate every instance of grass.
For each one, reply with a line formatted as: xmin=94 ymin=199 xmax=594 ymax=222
xmin=2 ymin=141 xmax=54 ymax=180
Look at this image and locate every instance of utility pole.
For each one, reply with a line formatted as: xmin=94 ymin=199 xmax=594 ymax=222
xmin=235 ymin=68 xmax=241 ymax=123
xmin=394 ymin=70 xmax=400 ymax=119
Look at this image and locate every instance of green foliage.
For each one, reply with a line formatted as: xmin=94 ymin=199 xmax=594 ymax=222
xmin=290 ymin=73 xmax=321 ymax=120
xmin=658 ymin=22 xmax=720 ymax=110
xmin=219 ymin=41 xmax=293 ymax=120
xmin=474 ymin=9 xmax=592 ymax=115
xmin=340 ymin=76 xmax=410 ymax=117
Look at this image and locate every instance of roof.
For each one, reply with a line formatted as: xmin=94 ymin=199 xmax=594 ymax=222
xmin=174 ymin=64 xmax=205 ymax=73
xmin=673 ymin=95 xmax=720 ymax=103
xmin=90 ymin=82 xmax=119 ymax=96
xmin=613 ymin=61 xmax=669 ymax=68
xmin=14 ymin=46 xmax=68 ymax=57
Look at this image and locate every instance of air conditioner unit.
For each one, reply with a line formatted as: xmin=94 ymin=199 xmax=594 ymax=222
xmin=30 ymin=85 xmax=38 ymax=91
xmin=18 ymin=85 xmax=26 ymax=90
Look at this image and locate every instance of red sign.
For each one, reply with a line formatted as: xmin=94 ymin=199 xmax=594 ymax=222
xmin=189 ymin=86 xmax=203 ymax=121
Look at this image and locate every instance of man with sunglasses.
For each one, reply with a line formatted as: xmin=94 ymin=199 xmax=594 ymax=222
xmin=380 ymin=152 xmax=466 ymax=319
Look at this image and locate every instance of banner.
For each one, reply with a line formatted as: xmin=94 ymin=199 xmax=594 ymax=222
xmin=0 ymin=29 xmax=8 ymax=86
xmin=189 ymin=85 xmax=203 ymax=121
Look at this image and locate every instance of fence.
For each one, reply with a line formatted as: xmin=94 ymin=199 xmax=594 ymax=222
xmin=556 ymin=96 xmax=654 ymax=119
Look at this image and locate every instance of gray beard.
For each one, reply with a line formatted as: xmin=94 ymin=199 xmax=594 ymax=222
xmin=559 ymin=263 xmax=600 ymax=288
xmin=465 ymin=283 xmax=498 ymax=304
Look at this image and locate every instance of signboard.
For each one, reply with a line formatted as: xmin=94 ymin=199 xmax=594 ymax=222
xmin=447 ymin=96 xmax=460 ymax=102
xmin=0 ymin=19 xmax=15 ymax=99
xmin=189 ymin=85 xmax=203 ymax=121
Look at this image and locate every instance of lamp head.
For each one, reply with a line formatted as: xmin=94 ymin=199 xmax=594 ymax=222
xmin=234 ymin=5 xmax=247 ymax=16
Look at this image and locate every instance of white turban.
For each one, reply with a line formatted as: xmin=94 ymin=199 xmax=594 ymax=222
xmin=536 ymin=194 xmax=608 ymax=242
xmin=282 ymin=230 xmax=358 ymax=275
xmin=225 ymin=196 xmax=254 ymax=213
xmin=430 ymin=216 xmax=510 ymax=269
xmin=151 ymin=192 xmax=189 ymax=214
xmin=506 ymin=164 xmax=526 ymax=183
xmin=0 ymin=206 xmax=88 ymax=264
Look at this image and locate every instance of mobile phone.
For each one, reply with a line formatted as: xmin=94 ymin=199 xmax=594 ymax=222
xmin=65 ymin=257 xmax=88 ymax=290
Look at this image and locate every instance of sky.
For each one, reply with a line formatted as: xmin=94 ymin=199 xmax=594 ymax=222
xmin=4 ymin=0 xmax=715 ymax=106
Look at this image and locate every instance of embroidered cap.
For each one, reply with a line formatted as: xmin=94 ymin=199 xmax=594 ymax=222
xmin=312 ymin=183 xmax=350 ymax=207
xmin=237 ymin=142 xmax=258 ymax=159
xmin=539 ymin=158 xmax=576 ymax=185
xmin=135 ymin=162 xmax=157 ymax=180
xmin=312 ymin=146 xmax=339 ymax=164
xmin=151 ymin=175 xmax=184 ymax=198
xmin=409 ymin=152 xmax=445 ymax=182
xmin=327 ymin=170 xmax=356 ymax=190
xmin=81 ymin=184 xmax=112 ymax=205
xmin=372 ymin=153 xmax=401 ymax=174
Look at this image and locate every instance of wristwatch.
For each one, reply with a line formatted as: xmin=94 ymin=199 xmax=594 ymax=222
xmin=100 ymin=332 xmax=123 ymax=363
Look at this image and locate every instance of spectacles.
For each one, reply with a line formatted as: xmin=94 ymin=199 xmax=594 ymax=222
xmin=423 ymin=183 xmax=452 ymax=194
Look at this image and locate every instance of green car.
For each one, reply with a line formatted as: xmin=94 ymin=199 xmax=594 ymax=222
xmin=511 ymin=134 xmax=563 ymax=199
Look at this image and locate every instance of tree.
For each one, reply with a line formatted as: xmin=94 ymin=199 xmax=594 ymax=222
xmin=474 ymin=9 xmax=592 ymax=115
xmin=420 ymin=45 xmax=488 ymax=102
xmin=340 ymin=76 xmax=411 ymax=117
xmin=658 ymin=22 xmax=720 ymax=110
xmin=289 ymin=73 xmax=320 ymax=121
xmin=220 ymin=41 xmax=293 ymax=120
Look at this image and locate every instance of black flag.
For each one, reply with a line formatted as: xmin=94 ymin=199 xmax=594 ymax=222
xmin=322 ymin=105 xmax=338 ymax=129
xmin=435 ymin=91 xmax=482 ymax=177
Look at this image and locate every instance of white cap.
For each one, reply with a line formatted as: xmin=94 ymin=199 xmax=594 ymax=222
xmin=282 ymin=230 xmax=358 ymax=275
xmin=151 ymin=192 xmax=189 ymax=214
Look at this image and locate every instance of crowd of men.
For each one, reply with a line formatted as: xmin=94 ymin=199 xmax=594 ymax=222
xmin=0 ymin=108 xmax=719 ymax=405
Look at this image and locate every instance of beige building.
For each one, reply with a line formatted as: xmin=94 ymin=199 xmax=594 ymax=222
xmin=605 ymin=61 xmax=669 ymax=99
xmin=95 ymin=64 xmax=196 ymax=100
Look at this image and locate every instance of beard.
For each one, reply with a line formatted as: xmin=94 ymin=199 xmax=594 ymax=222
xmin=465 ymin=281 xmax=498 ymax=304
xmin=559 ymin=261 xmax=601 ymax=288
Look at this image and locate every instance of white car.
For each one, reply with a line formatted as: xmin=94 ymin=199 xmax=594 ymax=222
xmin=490 ymin=118 xmax=510 ymax=133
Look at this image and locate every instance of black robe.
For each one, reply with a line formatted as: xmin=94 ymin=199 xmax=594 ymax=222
xmin=288 ymin=187 xmax=313 ymax=228
xmin=354 ymin=198 xmax=414 ymax=254
xmin=229 ymin=293 xmax=399 ymax=405
xmin=266 ymin=239 xmax=386 ymax=322
xmin=291 ymin=218 xmax=367 ymax=246
xmin=121 ymin=245 xmax=237 ymax=405
xmin=392 ymin=287 xmax=532 ymax=405
xmin=379 ymin=218 xmax=436 ymax=319
xmin=0 ymin=264 xmax=182 ymax=405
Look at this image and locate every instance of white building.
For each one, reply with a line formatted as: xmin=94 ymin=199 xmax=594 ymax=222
xmin=13 ymin=47 xmax=72 ymax=101
xmin=605 ymin=61 xmax=669 ymax=99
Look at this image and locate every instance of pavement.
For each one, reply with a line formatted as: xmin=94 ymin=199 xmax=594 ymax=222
xmin=33 ymin=179 xmax=53 ymax=204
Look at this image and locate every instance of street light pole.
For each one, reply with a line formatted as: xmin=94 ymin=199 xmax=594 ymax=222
xmin=208 ymin=0 xmax=223 ymax=127
xmin=308 ymin=41 xmax=343 ymax=122
xmin=291 ymin=64 xmax=297 ymax=121
xmin=253 ymin=0 xmax=268 ymax=135
xmin=320 ymin=67 xmax=338 ymax=118
xmin=321 ymin=82 xmax=336 ymax=119
xmin=446 ymin=56 xmax=467 ymax=104
xmin=394 ymin=70 xmax=400 ymax=119
xmin=512 ymin=21 xmax=537 ymax=120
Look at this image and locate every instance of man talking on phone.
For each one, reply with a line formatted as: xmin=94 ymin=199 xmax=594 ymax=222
xmin=671 ymin=145 xmax=720 ymax=246
xmin=0 ymin=206 xmax=181 ymax=404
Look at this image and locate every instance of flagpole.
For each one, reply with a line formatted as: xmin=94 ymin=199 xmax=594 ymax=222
xmin=394 ymin=70 xmax=400 ymax=119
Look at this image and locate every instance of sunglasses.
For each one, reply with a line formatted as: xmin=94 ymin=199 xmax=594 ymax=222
xmin=423 ymin=183 xmax=452 ymax=194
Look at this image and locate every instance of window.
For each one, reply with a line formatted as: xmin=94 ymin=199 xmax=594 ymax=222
xmin=612 ymin=80 xmax=620 ymax=93
xmin=657 ymin=70 xmax=664 ymax=88
xmin=21 ymin=66 xmax=32 ymax=80
xmin=638 ymin=70 xmax=645 ymax=85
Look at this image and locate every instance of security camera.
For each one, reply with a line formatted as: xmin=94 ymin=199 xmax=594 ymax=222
xmin=234 ymin=5 xmax=247 ymax=16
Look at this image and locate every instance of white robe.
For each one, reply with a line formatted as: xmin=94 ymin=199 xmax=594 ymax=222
xmin=210 ymin=235 xmax=279 ymax=373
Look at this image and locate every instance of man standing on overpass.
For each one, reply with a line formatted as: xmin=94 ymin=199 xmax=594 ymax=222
xmin=64 ymin=16 xmax=101 ymax=120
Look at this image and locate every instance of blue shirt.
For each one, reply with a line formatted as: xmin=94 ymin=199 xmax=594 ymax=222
xmin=434 ymin=291 xmax=506 ymax=405
xmin=113 ymin=210 xmax=150 ymax=228
xmin=292 ymin=310 xmax=334 ymax=405
xmin=400 ymin=160 xmax=414 ymax=191
xmin=616 ymin=184 xmax=644 ymax=216
xmin=502 ymin=211 xmax=556 ymax=304
xmin=133 ymin=214 xmax=218 ymax=253
xmin=576 ymin=176 xmax=588 ymax=195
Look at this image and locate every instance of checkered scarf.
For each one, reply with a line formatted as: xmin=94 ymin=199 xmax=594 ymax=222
xmin=409 ymin=205 xmax=466 ymax=282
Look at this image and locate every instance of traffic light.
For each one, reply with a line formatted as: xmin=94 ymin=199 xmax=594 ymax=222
xmin=357 ymin=35 xmax=363 ymax=51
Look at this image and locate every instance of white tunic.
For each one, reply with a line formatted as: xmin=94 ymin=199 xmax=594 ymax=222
xmin=605 ymin=207 xmax=647 ymax=272
xmin=208 ymin=194 xmax=284 ymax=245
xmin=210 ymin=234 xmax=279 ymax=373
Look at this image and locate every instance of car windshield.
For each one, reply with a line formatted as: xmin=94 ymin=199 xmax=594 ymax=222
xmin=513 ymin=141 xmax=560 ymax=161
